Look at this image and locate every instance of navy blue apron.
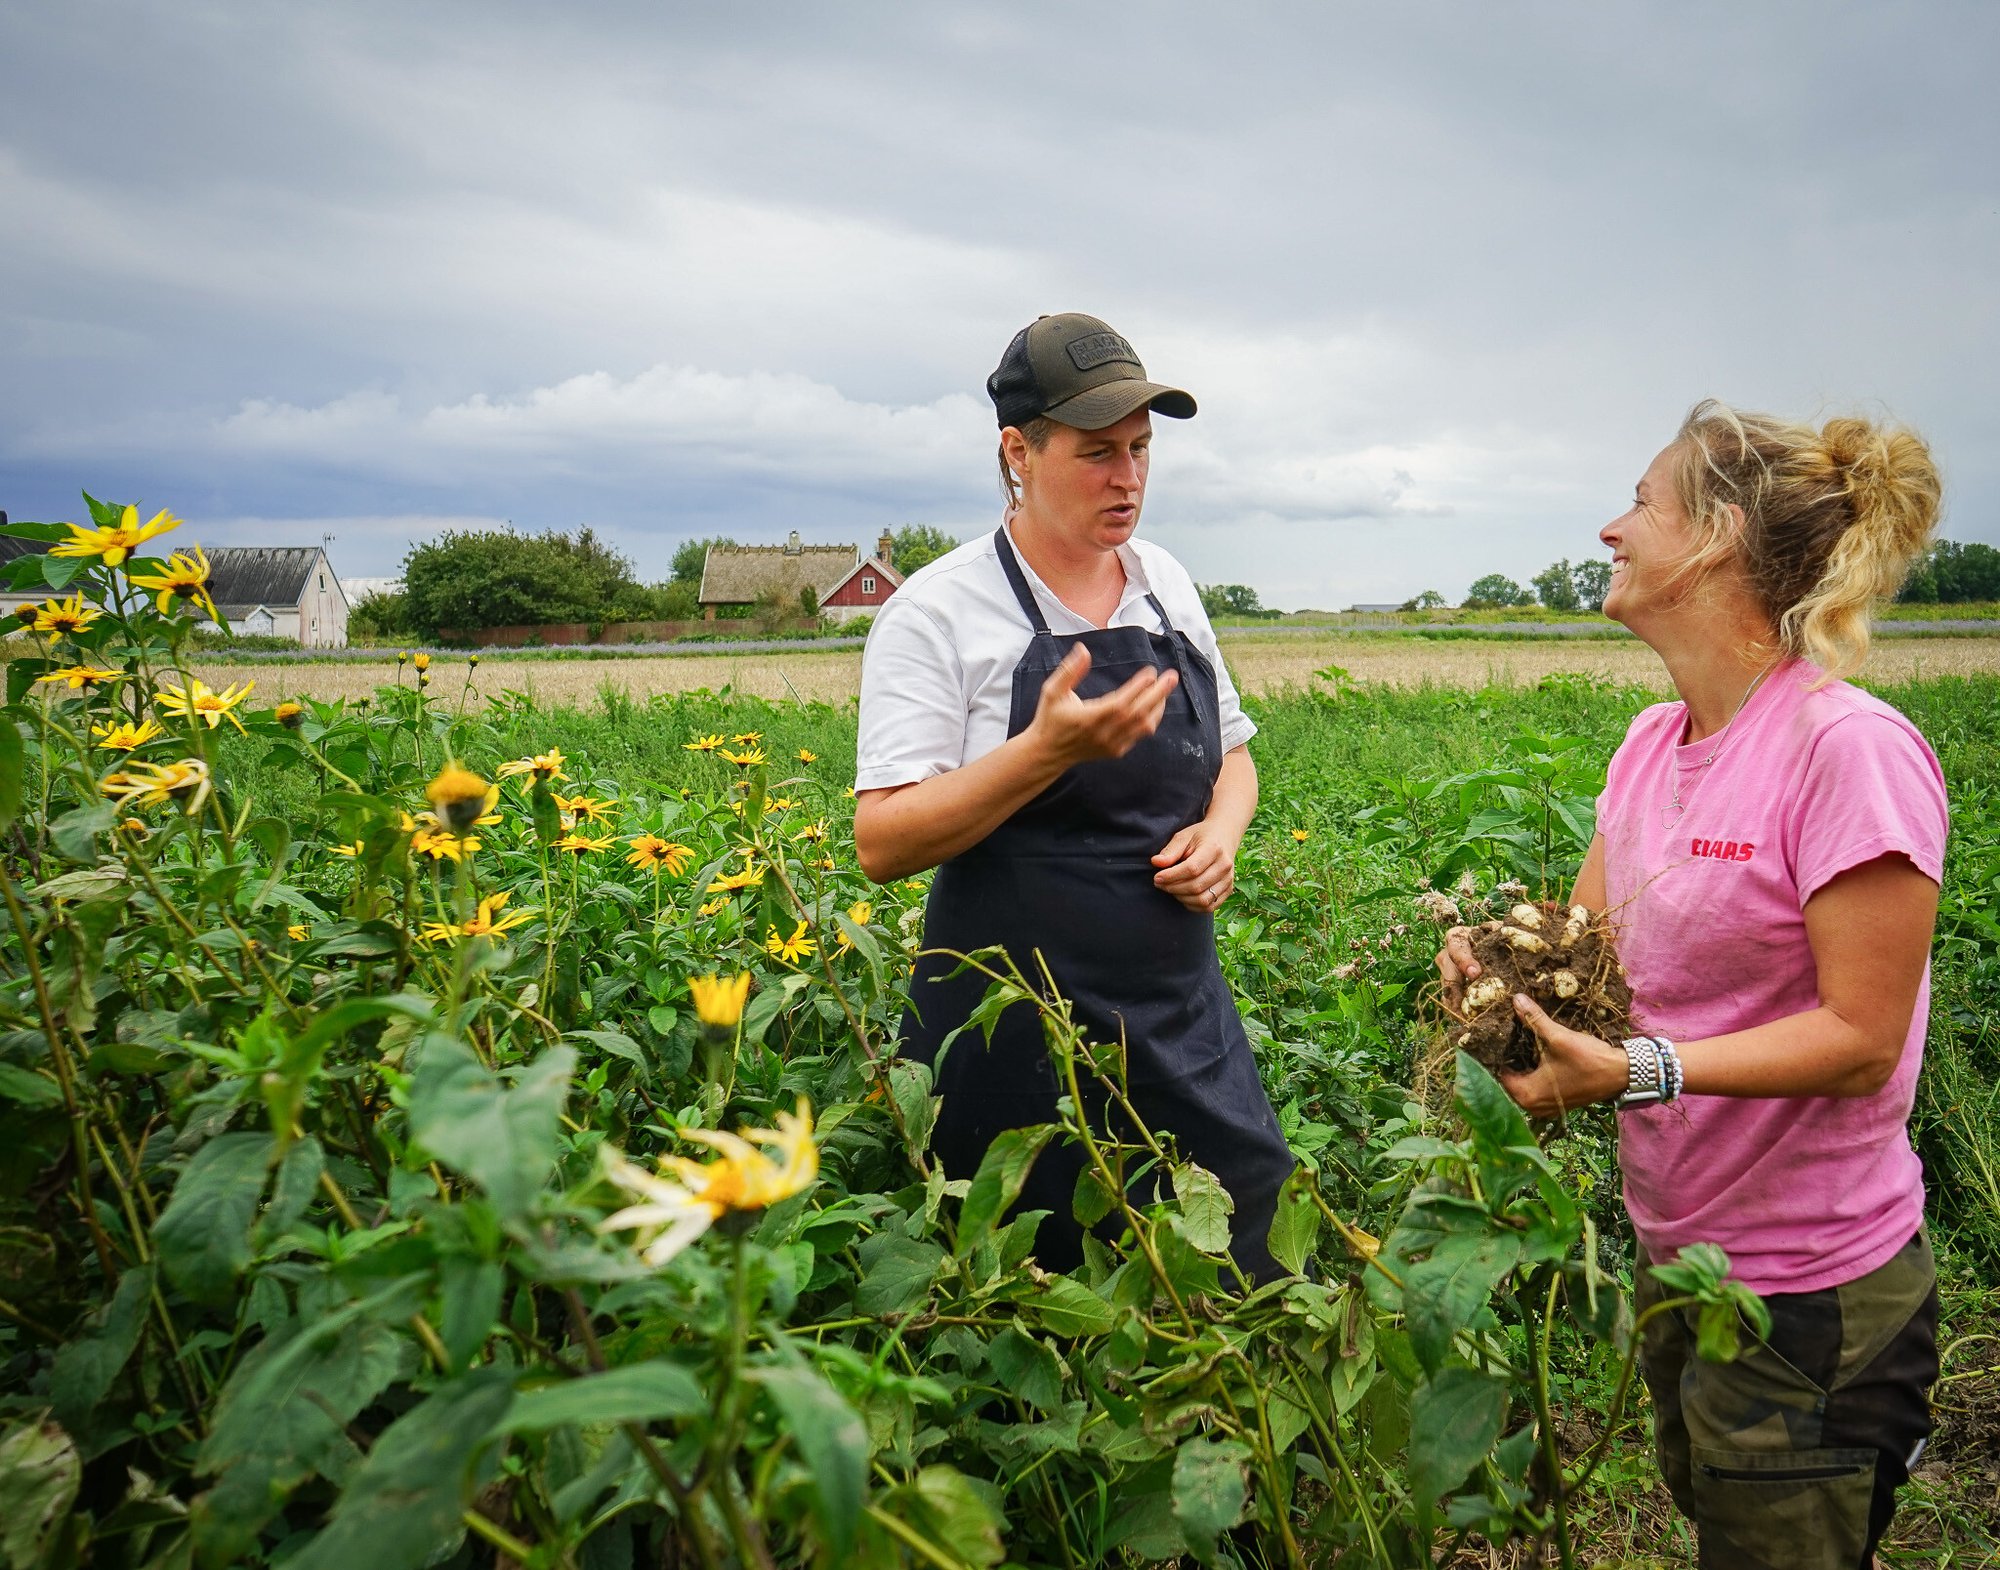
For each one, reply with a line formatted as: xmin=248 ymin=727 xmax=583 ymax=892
xmin=901 ymin=528 xmax=1296 ymax=1280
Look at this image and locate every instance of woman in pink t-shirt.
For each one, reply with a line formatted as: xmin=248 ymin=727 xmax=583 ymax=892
xmin=1441 ymin=401 xmax=1946 ymax=1569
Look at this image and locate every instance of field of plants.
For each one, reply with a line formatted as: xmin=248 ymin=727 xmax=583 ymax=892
xmin=3 ymin=503 xmax=1998 ymax=1568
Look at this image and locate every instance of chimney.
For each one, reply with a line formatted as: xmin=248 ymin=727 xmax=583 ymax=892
xmin=785 ymin=530 xmax=801 ymax=555
xmin=877 ymin=530 xmax=894 ymax=568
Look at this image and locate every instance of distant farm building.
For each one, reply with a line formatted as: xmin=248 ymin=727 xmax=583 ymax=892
xmin=698 ymin=531 xmax=903 ymax=625
xmin=0 ymin=534 xmax=349 ymax=647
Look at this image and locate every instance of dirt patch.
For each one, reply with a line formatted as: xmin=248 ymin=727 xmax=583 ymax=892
xmin=1445 ymin=900 xmax=1634 ymax=1077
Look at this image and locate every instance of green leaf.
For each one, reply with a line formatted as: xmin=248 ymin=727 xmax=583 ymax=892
xmin=985 ymin=1328 xmax=1065 ymax=1413
xmin=1408 ymin=1366 xmax=1508 ymax=1509
xmin=0 ymin=1062 xmax=63 ymax=1108
xmin=0 ymin=717 xmax=22 ymax=832
xmin=852 ymin=1233 xmax=944 ymax=1316
xmin=49 ymin=1264 xmax=155 ymax=1435
xmin=1454 ymin=1051 xmax=1534 ymax=1159
xmin=0 ymin=1416 xmax=80 ymax=1568
xmin=889 ymin=1466 xmax=1005 ymax=1568
xmin=1171 ymin=1436 xmax=1250 ymax=1563
xmin=49 ymin=801 xmax=117 ymax=863
xmin=1267 ymin=1168 xmax=1321 ymax=1276
xmin=438 ymin=1256 xmax=504 ymax=1372
xmin=955 ymin=1124 xmax=1053 ymax=1255
xmin=751 ymin=1362 xmax=867 ymax=1556
xmin=408 ymin=1037 xmax=575 ymax=1221
xmin=286 ymin=1369 xmax=515 ymax=1570
xmin=1026 ymin=1275 xmax=1116 ymax=1338
xmin=1170 ymin=1163 xmax=1234 ymax=1255
xmin=501 ymin=1364 xmax=705 ymax=1432
xmin=255 ymin=1138 xmax=326 ymax=1248
xmin=154 ymin=1132 xmax=275 ymax=1304
xmin=564 ymin=1028 xmax=648 ymax=1074
xmin=1403 ymin=1231 xmax=1521 ymax=1372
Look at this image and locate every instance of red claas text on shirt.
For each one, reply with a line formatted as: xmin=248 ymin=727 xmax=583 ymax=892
xmin=1691 ymin=838 xmax=1755 ymax=862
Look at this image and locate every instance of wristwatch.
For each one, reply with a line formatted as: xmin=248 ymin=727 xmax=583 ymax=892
xmin=1615 ymin=1036 xmax=1682 ymax=1110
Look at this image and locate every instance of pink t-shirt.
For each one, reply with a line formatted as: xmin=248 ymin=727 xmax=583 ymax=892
xmin=1597 ymin=660 xmax=1948 ymax=1295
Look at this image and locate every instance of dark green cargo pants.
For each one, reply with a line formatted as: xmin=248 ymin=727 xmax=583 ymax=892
xmin=1634 ymin=1229 xmax=1938 ymax=1570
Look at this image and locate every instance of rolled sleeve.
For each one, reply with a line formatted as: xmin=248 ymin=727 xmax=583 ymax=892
xmin=855 ymin=598 xmax=971 ymax=791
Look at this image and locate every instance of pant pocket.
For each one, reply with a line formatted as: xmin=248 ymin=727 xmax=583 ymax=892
xmin=1689 ymin=1443 xmax=1876 ymax=1570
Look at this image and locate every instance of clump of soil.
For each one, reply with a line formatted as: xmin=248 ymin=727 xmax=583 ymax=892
xmin=1448 ymin=900 xmax=1634 ymax=1076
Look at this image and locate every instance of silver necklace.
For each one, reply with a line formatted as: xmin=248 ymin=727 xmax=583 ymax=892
xmin=1663 ymin=662 xmax=1779 ymax=827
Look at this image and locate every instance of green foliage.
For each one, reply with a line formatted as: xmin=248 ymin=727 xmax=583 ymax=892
xmin=402 ymin=525 xmax=653 ymax=637
xmin=671 ymin=533 xmax=738 ymax=585
xmin=1898 ymin=539 xmax=2000 ymax=604
xmin=4 ymin=495 xmax=1997 ymax=1566
xmin=1570 ymin=558 xmax=1612 ymax=612
xmin=347 ymin=588 xmax=413 ymax=642
xmin=1199 ymin=583 xmax=1277 ymax=618
xmin=1400 ymin=589 xmax=1449 ymax=610
xmin=1532 ymin=559 xmax=1582 ymax=612
xmin=1462 ymin=573 xmax=1536 ymax=609
xmin=889 ymin=524 xmax=959 ymax=576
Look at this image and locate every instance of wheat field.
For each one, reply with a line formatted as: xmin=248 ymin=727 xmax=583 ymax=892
xmin=193 ymin=634 xmax=2000 ymax=710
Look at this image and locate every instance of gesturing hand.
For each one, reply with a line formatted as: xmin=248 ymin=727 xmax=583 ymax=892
xmin=1029 ymin=645 xmax=1179 ymax=768
xmin=1152 ymin=820 xmax=1239 ymax=913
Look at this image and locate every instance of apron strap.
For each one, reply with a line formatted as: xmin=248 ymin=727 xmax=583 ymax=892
xmin=992 ymin=527 xmax=1054 ymax=637
xmin=1146 ymin=592 xmax=1207 ymax=727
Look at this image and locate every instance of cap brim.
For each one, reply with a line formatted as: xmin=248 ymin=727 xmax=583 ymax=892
xmin=1040 ymin=381 xmax=1197 ymax=430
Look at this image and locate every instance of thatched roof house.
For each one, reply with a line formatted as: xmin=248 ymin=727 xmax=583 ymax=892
xmin=698 ymin=532 xmax=870 ymax=618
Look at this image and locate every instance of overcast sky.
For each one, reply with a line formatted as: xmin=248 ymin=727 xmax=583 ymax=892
xmin=4 ymin=2 xmax=1996 ymax=607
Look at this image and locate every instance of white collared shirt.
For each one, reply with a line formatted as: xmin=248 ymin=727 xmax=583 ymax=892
xmin=855 ymin=523 xmax=1255 ymax=792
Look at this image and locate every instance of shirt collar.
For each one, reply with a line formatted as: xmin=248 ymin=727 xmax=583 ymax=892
xmin=999 ymin=515 xmax=1154 ymax=626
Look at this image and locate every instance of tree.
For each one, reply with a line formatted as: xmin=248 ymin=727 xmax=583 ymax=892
xmin=1400 ymin=589 xmax=1448 ymax=610
xmin=889 ymin=525 xmax=959 ymax=576
xmin=1198 ymin=584 xmax=1266 ymax=618
xmin=1570 ymin=559 xmax=1613 ymax=613
xmin=1900 ymin=539 xmax=2000 ymax=604
xmin=798 ymin=584 xmax=819 ymax=618
xmin=1461 ymin=574 xmax=1535 ymax=609
xmin=402 ymin=526 xmax=646 ymax=638
xmin=1531 ymin=560 xmax=1581 ymax=612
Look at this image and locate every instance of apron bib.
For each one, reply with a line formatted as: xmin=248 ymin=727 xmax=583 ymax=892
xmin=900 ymin=527 xmax=1295 ymax=1279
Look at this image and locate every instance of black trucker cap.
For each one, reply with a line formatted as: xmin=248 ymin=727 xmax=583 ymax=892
xmin=987 ymin=313 xmax=1197 ymax=431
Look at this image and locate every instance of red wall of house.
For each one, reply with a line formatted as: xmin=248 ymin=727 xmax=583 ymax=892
xmin=823 ymin=568 xmax=898 ymax=608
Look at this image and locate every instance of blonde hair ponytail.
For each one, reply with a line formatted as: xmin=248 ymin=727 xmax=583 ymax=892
xmin=1670 ymin=401 xmax=1942 ymax=683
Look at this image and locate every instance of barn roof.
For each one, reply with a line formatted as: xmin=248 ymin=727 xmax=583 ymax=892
xmin=203 ymin=547 xmax=325 ymax=607
xmin=698 ymin=543 xmax=859 ymax=605
xmin=821 ymin=554 xmax=904 ymax=600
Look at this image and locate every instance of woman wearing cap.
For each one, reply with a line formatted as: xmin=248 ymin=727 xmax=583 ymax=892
xmin=1439 ymin=402 xmax=1946 ymax=1567
xmin=853 ymin=313 xmax=1295 ymax=1280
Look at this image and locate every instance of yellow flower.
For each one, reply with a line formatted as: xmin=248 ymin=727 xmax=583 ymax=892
xmin=31 ymin=594 xmax=101 ymax=638
xmin=48 ymin=506 xmax=180 ymax=567
xmin=554 ymin=792 xmax=618 ymax=824
xmin=410 ymin=827 xmax=479 ymax=862
xmin=495 ymin=747 xmax=569 ymax=783
xmin=1291 ymin=828 xmax=1310 ymax=842
xmin=9 ymin=604 xmax=37 ymax=627
xmin=413 ymin=652 xmax=430 ymax=672
xmin=792 ymin=820 xmax=828 ymax=843
xmin=397 ymin=651 xmax=409 ymax=664
xmin=817 ymin=855 xmax=835 ymax=871
xmin=597 ymin=1099 xmax=818 ymax=1268
xmin=35 ymin=665 xmax=123 ymax=692
xmin=766 ymin=795 xmax=802 ymax=813
xmin=118 ymin=817 xmax=148 ymax=838
xmin=274 ymin=701 xmax=305 ymax=728
xmin=125 ymin=547 xmax=219 ymax=622
xmin=764 ymin=919 xmax=816 ymax=964
xmin=91 ymin=716 xmax=164 ymax=751
xmin=328 ymin=840 xmax=366 ymax=857
xmin=721 ymin=746 xmax=768 ymax=768
xmin=425 ymin=762 xmax=498 ymax=834
xmin=844 ymin=785 xmax=856 ymax=799
xmin=695 ymin=897 xmax=728 ymax=918
xmin=100 ymin=758 xmax=212 ymax=814
xmin=155 ymin=677 xmax=254 ymax=735
xmin=556 ymin=831 xmax=617 ymax=855
xmin=688 ymin=973 xmax=751 ymax=1029
xmin=705 ymin=858 xmax=765 ymax=893
xmin=835 ymin=900 xmax=873 ymax=951
xmin=796 ymin=748 xmax=817 ymax=764
xmin=288 ymin=924 xmax=310 ymax=941
xmin=900 ymin=879 xmax=925 ymax=894
xmin=421 ymin=890 xmax=533 ymax=944
xmin=683 ymin=734 xmax=725 ymax=753
xmin=627 ymin=835 xmax=694 ymax=875
xmin=732 ymin=732 xmax=763 ymax=745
